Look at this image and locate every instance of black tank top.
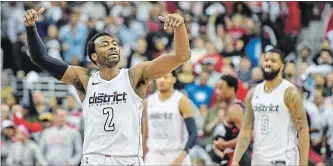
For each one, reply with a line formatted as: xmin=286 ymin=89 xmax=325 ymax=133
xmin=223 ymin=100 xmax=245 ymax=142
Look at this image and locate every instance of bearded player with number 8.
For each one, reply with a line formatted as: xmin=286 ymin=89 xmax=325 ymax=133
xmin=24 ymin=6 xmax=190 ymax=165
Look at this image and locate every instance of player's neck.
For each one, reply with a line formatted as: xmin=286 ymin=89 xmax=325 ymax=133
xmin=264 ymin=77 xmax=283 ymax=92
xmin=99 ymin=67 xmax=120 ymax=81
xmin=226 ymin=95 xmax=236 ymax=105
xmin=159 ymin=89 xmax=174 ymax=101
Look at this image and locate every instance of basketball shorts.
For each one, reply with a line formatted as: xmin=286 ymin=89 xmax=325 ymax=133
xmin=251 ymin=149 xmax=299 ymax=166
xmin=144 ymin=150 xmax=191 ymax=165
xmin=81 ymin=154 xmax=144 ymax=166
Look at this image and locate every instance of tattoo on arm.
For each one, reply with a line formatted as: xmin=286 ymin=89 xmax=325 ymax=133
xmin=238 ymin=136 xmax=250 ymax=151
xmin=242 ymin=90 xmax=254 ymax=130
xmin=285 ymin=87 xmax=308 ymax=131
xmin=73 ymin=76 xmax=86 ymax=100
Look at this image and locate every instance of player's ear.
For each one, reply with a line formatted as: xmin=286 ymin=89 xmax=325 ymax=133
xmin=91 ymin=53 xmax=98 ymax=62
xmin=172 ymin=75 xmax=177 ymax=84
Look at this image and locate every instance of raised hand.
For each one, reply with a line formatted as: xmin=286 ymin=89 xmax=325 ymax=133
xmin=23 ymin=7 xmax=45 ymax=27
xmin=158 ymin=13 xmax=184 ymax=30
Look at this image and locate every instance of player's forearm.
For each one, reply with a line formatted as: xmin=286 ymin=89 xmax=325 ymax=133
xmin=204 ymin=118 xmax=219 ymax=134
xmin=26 ymin=25 xmax=68 ymax=80
xmin=225 ymin=137 xmax=238 ymax=148
xmin=184 ymin=117 xmax=198 ymax=152
xmin=298 ymin=127 xmax=310 ymax=166
xmin=174 ymin=23 xmax=191 ymax=62
xmin=232 ymin=129 xmax=251 ymax=163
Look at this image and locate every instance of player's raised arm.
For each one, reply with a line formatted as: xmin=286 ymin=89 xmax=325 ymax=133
xmin=128 ymin=13 xmax=190 ymax=96
xmin=284 ymin=86 xmax=310 ymax=166
xmin=232 ymin=88 xmax=254 ymax=165
xmin=24 ymin=7 xmax=88 ymax=101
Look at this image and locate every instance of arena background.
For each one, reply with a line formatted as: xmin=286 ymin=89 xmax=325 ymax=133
xmin=1 ymin=1 xmax=333 ymax=166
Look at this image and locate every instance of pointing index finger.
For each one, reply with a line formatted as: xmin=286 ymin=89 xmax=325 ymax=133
xmin=158 ymin=16 xmax=165 ymax=22
xmin=37 ymin=7 xmax=45 ymax=16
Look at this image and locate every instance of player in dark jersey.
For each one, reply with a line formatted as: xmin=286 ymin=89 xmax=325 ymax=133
xmin=213 ymin=75 xmax=251 ymax=166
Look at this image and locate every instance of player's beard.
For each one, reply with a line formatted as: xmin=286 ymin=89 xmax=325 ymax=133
xmin=261 ymin=67 xmax=281 ymax=81
xmin=97 ymin=54 xmax=120 ymax=68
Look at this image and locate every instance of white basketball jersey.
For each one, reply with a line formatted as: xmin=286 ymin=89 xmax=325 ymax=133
xmin=251 ymin=79 xmax=298 ymax=160
xmin=82 ymin=69 xmax=143 ymax=157
xmin=146 ymin=90 xmax=188 ymax=152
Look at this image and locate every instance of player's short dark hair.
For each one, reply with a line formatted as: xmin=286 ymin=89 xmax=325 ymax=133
xmin=171 ymin=70 xmax=177 ymax=77
xmin=86 ymin=32 xmax=111 ymax=65
xmin=220 ymin=75 xmax=238 ymax=92
xmin=266 ymin=48 xmax=285 ymax=64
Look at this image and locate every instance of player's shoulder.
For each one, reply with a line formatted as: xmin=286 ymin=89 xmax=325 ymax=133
xmin=179 ymin=93 xmax=192 ymax=107
xmin=245 ymin=86 xmax=256 ymax=100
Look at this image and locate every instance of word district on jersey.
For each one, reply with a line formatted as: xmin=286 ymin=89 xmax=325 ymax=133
xmin=89 ymin=92 xmax=127 ymax=107
xmin=253 ymin=103 xmax=279 ymax=113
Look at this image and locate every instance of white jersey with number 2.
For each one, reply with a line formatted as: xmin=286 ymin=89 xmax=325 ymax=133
xmin=251 ymin=79 xmax=299 ymax=165
xmin=82 ymin=68 xmax=143 ymax=157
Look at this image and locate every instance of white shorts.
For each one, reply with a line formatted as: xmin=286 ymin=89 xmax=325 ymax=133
xmin=81 ymin=154 xmax=144 ymax=166
xmin=251 ymin=149 xmax=299 ymax=166
xmin=144 ymin=151 xmax=191 ymax=166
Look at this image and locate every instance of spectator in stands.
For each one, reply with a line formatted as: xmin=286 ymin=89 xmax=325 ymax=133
xmin=126 ymin=37 xmax=148 ymax=68
xmin=6 ymin=125 xmax=48 ymax=166
xmin=194 ymin=41 xmax=224 ymax=74
xmin=200 ymin=95 xmax=223 ymax=148
xmin=32 ymin=112 xmax=53 ymax=143
xmin=313 ymin=49 xmax=333 ymax=66
xmin=199 ymin=58 xmax=222 ymax=88
xmin=284 ymin=62 xmax=297 ymax=84
xmin=1 ymin=120 xmax=15 ymax=165
xmin=65 ymin=95 xmax=83 ymax=130
xmin=185 ymin=71 xmax=214 ymax=108
xmin=190 ymin=37 xmax=208 ymax=64
xmin=175 ymin=62 xmax=195 ymax=90
xmin=58 ymin=11 xmax=88 ymax=64
xmin=4 ymin=93 xmax=17 ymax=110
xmin=33 ymin=91 xmax=49 ymax=115
xmin=45 ymin=25 xmax=62 ymax=61
xmin=238 ymin=57 xmax=252 ymax=83
xmin=322 ymin=91 xmax=333 ymax=165
xmin=1 ymin=104 xmax=11 ymax=121
xmin=39 ymin=108 xmax=82 ymax=166
xmin=248 ymin=66 xmax=263 ymax=89
xmin=47 ymin=96 xmax=58 ymax=113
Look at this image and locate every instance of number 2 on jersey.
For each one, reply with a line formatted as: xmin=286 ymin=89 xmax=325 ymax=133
xmin=103 ymin=107 xmax=115 ymax=132
xmin=261 ymin=115 xmax=269 ymax=135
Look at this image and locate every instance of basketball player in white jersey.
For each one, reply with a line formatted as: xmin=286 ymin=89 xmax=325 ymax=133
xmin=24 ymin=7 xmax=190 ymax=165
xmin=143 ymin=71 xmax=198 ymax=165
xmin=232 ymin=48 xmax=310 ymax=166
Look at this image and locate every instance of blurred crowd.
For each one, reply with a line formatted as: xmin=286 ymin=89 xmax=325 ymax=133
xmin=1 ymin=1 xmax=333 ymax=166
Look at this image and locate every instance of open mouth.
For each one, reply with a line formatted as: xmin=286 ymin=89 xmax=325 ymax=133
xmin=263 ymin=68 xmax=272 ymax=72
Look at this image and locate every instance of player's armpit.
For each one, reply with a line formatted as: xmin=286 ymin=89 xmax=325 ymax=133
xmin=63 ymin=66 xmax=89 ymax=102
xmin=128 ymin=63 xmax=149 ymax=98
xmin=284 ymin=86 xmax=309 ymax=132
